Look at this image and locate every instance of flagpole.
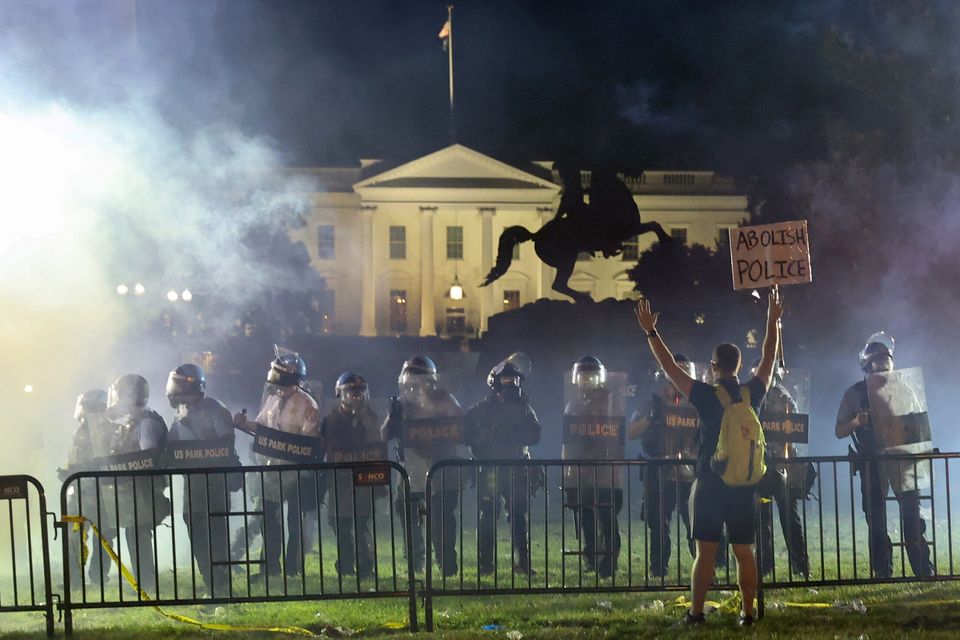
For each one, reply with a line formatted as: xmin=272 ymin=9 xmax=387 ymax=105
xmin=447 ymin=4 xmax=456 ymax=142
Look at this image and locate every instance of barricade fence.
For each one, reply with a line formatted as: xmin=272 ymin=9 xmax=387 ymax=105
xmin=423 ymin=453 xmax=960 ymax=630
xmin=58 ymin=461 xmax=418 ymax=634
xmin=0 ymin=475 xmax=55 ymax=636
xmin=3 ymin=452 xmax=960 ymax=635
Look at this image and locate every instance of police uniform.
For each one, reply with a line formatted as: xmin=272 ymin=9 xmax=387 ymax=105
xmin=634 ymin=393 xmax=697 ymax=577
xmin=756 ymin=384 xmax=810 ymax=577
xmin=562 ymin=387 xmax=625 ymax=578
xmin=254 ymin=387 xmax=321 ymax=578
xmin=321 ymin=403 xmax=384 ymax=579
xmin=168 ymin=396 xmax=237 ymax=594
xmin=465 ymin=392 xmax=541 ymax=574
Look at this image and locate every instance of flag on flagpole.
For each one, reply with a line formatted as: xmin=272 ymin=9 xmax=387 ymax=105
xmin=438 ymin=18 xmax=451 ymax=50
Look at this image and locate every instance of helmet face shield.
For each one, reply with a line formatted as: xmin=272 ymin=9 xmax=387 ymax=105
xmin=74 ymin=389 xmax=107 ymax=423
xmin=574 ymin=369 xmax=605 ymax=390
xmin=165 ymin=370 xmax=203 ymax=408
xmin=398 ymin=371 xmax=435 ymax=397
xmin=339 ymin=382 xmax=369 ymax=409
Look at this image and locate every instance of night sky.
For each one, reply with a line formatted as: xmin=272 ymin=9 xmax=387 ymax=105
xmin=9 ymin=0 xmax=954 ymax=174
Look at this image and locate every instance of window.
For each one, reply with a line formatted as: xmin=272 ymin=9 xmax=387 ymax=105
xmin=389 ymin=226 xmax=406 ymax=259
xmin=670 ymin=227 xmax=688 ymax=244
xmin=445 ymin=307 xmax=466 ymax=335
xmin=576 ymin=251 xmax=593 ymax=261
xmin=512 ymin=243 xmax=520 ymax=260
xmin=503 ymin=290 xmax=521 ymax=312
xmin=317 ymin=225 xmax=335 ymax=259
xmin=446 ymin=226 xmax=464 ymax=259
xmin=389 ymin=289 xmax=407 ymax=333
xmin=621 ymin=235 xmax=640 ymax=260
xmin=716 ymin=226 xmax=734 ymax=248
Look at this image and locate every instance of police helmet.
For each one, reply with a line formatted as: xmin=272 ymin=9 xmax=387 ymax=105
xmin=336 ymin=371 xmax=370 ymax=407
xmin=165 ymin=364 xmax=206 ymax=408
xmin=859 ymin=332 xmax=895 ymax=372
xmin=107 ymin=374 xmax=149 ymax=413
xmin=74 ymin=388 xmax=107 ymax=423
xmin=572 ymin=356 xmax=606 ymax=389
xmin=488 ymin=361 xmax=523 ymax=393
xmin=267 ymin=352 xmax=307 ymax=387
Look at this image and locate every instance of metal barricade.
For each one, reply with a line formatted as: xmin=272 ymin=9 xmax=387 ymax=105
xmin=423 ymin=459 xmax=739 ymax=630
xmin=0 ymin=475 xmax=55 ymax=636
xmin=423 ymin=453 xmax=960 ymax=631
xmin=59 ymin=461 xmax=418 ymax=634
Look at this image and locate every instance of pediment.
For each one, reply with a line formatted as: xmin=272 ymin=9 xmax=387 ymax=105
xmin=354 ymin=144 xmax=559 ymax=191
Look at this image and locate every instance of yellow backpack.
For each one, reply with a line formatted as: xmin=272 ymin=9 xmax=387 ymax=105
xmin=710 ymin=385 xmax=767 ymax=487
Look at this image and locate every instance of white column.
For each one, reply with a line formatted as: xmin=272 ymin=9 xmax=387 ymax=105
xmin=478 ymin=207 xmax=495 ymax=334
xmin=419 ymin=207 xmax=437 ymax=337
xmin=537 ymin=207 xmax=554 ymax=299
xmin=359 ymin=206 xmax=377 ymax=336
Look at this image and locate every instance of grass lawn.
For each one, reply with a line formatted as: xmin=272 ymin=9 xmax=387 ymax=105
xmin=3 ymin=581 xmax=960 ymax=639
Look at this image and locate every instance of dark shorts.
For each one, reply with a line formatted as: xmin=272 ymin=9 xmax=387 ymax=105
xmin=689 ymin=476 xmax=757 ymax=545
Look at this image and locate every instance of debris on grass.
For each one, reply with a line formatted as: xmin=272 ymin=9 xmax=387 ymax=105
xmin=482 ymin=623 xmax=504 ymax=630
xmin=506 ymin=631 xmax=524 ymax=640
xmin=596 ymin=600 xmax=613 ymax=611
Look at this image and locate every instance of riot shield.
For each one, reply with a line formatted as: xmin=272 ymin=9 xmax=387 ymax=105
xmin=761 ymin=370 xmax=811 ymax=447
xmin=397 ymin=373 xmax=464 ymax=451
xmin=563 ymin=371 xmax=627 ymax=459
xmin=85 ymin=412 xmax=121 ymax=460
xmin=866 ymin=367 xmax=932 ymax=450
xmin=302 ymin=379 xmax=324 ymax=412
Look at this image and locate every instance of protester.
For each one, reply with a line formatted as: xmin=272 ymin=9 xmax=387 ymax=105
xmin=634 ymin=287 xmax=783 ymax=626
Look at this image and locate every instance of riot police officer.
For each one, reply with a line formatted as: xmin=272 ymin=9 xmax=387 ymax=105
xmin=166 ymin=364 xmax=239 ymax=596
xmin=321 ymin=372 xmax=385 ymax=581
xmin=628 ymin=355 xmax=697 ymax=578
xmin=465 ymin=356 xmax=541 ymax=575
xmin=61 ymin=389 xmax=113 ymax=589
xmin=104 ymin=374 xmax=169 ymax=591
xmin=562 ymin=356 xmax=625 ymax=579
xmin=836 ymin=335 xmax=933 ymax=578
xmin=381 ymin=356 xmax=467 ymax=576
xmin=752 ymin=360 xmax=811 ymax=578
xmin=234 ymin=350 xmax=321 ymax=581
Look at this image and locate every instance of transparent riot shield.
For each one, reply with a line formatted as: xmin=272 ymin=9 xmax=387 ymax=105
xmin=866 ymin=366 xmax=933 ymax=494
xmin=563 ymin=370 xmax=627 ymax=460
xmin=302 ymin=379 xmax=324 ymax=412
xmin=85 ymin=412 xmax=121 ymax=460
xmin=866 ymin=367 xmax=932 ymax=450
xmin=766 ymin=369 xmax=812 ymax=491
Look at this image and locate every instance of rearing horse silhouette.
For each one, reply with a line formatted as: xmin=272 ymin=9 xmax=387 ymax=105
xmin=480 ymin=167 xmax=672 ymax=303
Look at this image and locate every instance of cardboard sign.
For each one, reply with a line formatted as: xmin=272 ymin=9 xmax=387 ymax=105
xmin=761 ymin=413 xmax=810 ymax=443
xmin=401 ymin=416 xmax=463 ymax=448
xmin=0 ymin=477 xmax=28 ymax=500
xmin=563 ymin=415 xmax=625 ymax=446
xmin=327 ymin=442 xmax=389 ymax=464
xmin=253 ymin=425 xmax=321 ymax=464
xmin=352 ymin=464 xmax=392 ymax=487
xmin=94 ymin=449 xmax=162 ymax=472
xmin=166 ymin=438 xmax=238 ymax=468
xmin=663 ymin=405 xmax=699 ymax=433
xmin=729 ymin=220 xmax=812 ymax=290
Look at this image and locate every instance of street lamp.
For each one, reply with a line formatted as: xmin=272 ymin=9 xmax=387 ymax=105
xmin=449 ymin=275 xmax=464 ymax=301
xmin=133 ymin=283 xmax=146 ymax=296
xmin=166 ymin=290 xmax=179 ymax=302
xmin=181 ymin=289 xmax=193 ymax=302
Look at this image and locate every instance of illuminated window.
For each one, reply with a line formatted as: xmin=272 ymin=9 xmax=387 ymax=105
xmin=445 ymin=307 xmax=466 ymax=335
xmin=389 ymin=289 xmax=407 ymax=333
xmin=317 ymin=225 xmax=335 ymax=259
xmin=512 ymin=243 xmax=520 ymax=260
xmin=447 ymin=226 xmax=464 ymax=259
xmin=389 ymin=226 xmax=406 ymax=259
xmin=622 ymin=235 xmax=639 ymax=260
xmin=670 ymin=227 xmax=688 ymax=244
xmin=503 ymin=290 xmax=520 ymax=311
xmin=717 ymin=225 xmax=734 ymax=248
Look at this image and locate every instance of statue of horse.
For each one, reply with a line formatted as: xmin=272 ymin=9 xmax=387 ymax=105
xmin=480 ymin=167 xmax=672 ymax=302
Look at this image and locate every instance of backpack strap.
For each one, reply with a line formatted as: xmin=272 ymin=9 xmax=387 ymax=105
xmin=714 ymin=383 xmax=751 ymax=408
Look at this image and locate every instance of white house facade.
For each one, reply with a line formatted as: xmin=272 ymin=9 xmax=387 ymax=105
xmin=289 ymin=144 xmax=749 ymax=337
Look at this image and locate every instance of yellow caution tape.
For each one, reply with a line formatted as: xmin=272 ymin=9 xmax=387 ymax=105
xmin=61 ymin=515 xmax=322 ymax=637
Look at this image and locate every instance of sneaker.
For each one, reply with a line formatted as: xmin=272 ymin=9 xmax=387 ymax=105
xmin=674 ymin=610 xmax=706 ymax=627
xmin=738 ymin=614 xmax=754 ymax=627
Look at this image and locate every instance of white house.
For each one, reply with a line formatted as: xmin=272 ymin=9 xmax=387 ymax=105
xmin=289 ymin=144 xmax=748 ymax=337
